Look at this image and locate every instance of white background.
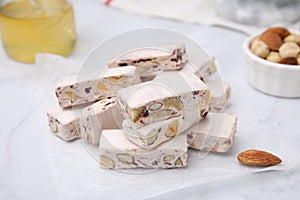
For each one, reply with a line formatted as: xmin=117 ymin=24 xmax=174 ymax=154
xmin=0 ymin=1 xmax=300 ymax=199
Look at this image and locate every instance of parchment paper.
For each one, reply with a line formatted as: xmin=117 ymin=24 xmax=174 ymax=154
xmin=36 ymin=54 xmax=300 ymax=199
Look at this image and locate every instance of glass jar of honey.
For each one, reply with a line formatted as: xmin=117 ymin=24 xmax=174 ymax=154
xmin=0 ymin=0 xmax=77 ymax=63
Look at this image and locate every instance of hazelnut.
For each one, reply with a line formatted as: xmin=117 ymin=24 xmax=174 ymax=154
xmin=279 ymin=42 xmax=300 ymax=59
xmin=266 ymin=51 xmax=281 ymax=63
xmin=250 ymin=39 xmax=270 ymax=58
xmin=284 ymin=33 xmax=300 ymax=43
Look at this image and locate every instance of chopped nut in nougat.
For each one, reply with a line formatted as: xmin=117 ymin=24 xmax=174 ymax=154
xmin=165 ymin=120 xmax=179 ymax=138
xmin=100 ymin=156 xmax=115 ymax=169
xmin=116 ymin=153 xmax=135 ymax=164
xmin=153 ymin=71 xmax=210 ymax=124
xmin=122 ymin=117 xmax=183 ymax=149
xmin=126 ymin=106 xmax=145 ymax=123
xmin=250 ymin=39 xmax=270 ymax=58
xmin=117 ymin=71 xmax=209 ymax=128
xmin=206 ymin=80 xmax=231 ymax=113
xmin=186 ymin=113 xmax=237 ymax=153
xmin=279 ymin=42 xmax=300 ymax=59
xmin=99 ymin=129 xmax=188 ymax=169
xmin=267 ymin=51 xmax=281 ymax=63
xmin=139 ymin=132 xmax=158 ymax=146
xmin=163 ymin=155 xmax=175 ymax=162
xmin=55 ymin=66 xmax=141 ymax=108
xmin=80 ymin=97 xmax=124 ymax=145
xmin=47 ymin=104 xmax=91 ymax=141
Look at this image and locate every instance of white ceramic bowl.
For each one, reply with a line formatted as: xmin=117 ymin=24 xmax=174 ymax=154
xmin=243 ymin=35 xmax=300 ymax=98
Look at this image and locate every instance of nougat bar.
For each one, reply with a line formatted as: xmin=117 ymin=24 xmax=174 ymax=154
xmin=122 ymin=117 xmax=181 ymax=149
xmin=186 ymin=113 xmax=237 ymax=152
xmin=99 ymin=130 xmax=188 ymax=169
xmin=207 ymin=81 xmax=231 ymax=112
xmin=117 ymin=71 xmax=210 ymax=128
xmin=80 ymin=97 xmax=124 ymax=145
xmin=55 ymin=66 xmax=141 ymax=108
xmin=47 ymin=104 xmax=90 ymax=141
xmin=152 ymin=71 xmax=210 ymax=129
xmin=108 ymin=43 xmax=187 ymax=76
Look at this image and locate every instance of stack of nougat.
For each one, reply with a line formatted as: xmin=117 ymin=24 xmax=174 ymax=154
xmin=47 ymin=43 xmax=237 ymax=169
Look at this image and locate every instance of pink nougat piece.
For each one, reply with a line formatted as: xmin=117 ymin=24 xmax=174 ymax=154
xmin=186 ymin=113 xmax=237 ymax=153
xmin=117 ymin=71 xmax=210 ymax=128
xmin=80 ymin=97 xmax=124 ymax=145
xmin=108 ymin=43 xmax=187 ymax=77
xmin=47 ymin=104 xmax=90 ymax=141
xmin=99 ymin=129 xmax=188 ymax=169
xmin=55 ymin=66 xmax=141 ymax=108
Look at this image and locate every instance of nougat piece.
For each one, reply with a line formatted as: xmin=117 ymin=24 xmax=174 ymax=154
xmin=180 ymin=60 xmax=217 ymax=81
xmin=55 ymin=66 xmax=141 ymax=108
xmin=122 ymin=117 xmax=181 ymax=149
xmin=80 ymin=97 xmax=124 ymax=145
xmin=117 ymin=71 xmax=210 ymax=128
xmin=207 ymin=81 xmax=231 ymax=112
xmin=108 ymin=43 xmax=187 ymax=77
xmin=47 ymin=104 xmax=90 ymax=141
xmin=186 ymin=113 xmax=237 ymax=153
xmin=99 ymin=129 xmax=188 ymax=169
xmin=153 ymin=71 xmax=210 ymax=129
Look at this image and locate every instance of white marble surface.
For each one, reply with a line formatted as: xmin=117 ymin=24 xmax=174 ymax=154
xmin=1 ymin=1 xmax=300 ymax=199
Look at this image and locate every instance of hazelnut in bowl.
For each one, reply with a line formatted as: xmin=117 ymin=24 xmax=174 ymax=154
xmin=243 ymin=27 xmax=300 ymax=98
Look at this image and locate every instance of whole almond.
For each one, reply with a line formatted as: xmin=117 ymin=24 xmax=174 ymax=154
xmin=279 ymin=57 xmax=298 ymax=65
xmin=266 ymin=27 xmax=291 ymax=39
xmin=237 ymin=149 xmax=282 ymax=166
xmin=260 ymin=31 xmax=283 ymax=51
